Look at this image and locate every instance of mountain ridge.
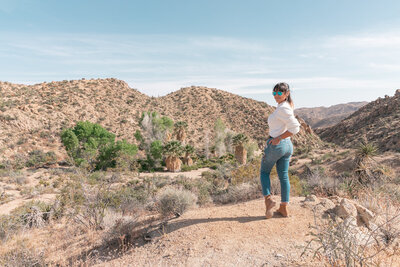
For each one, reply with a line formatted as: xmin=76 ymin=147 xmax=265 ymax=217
xmin=295 ymin=101 xmax=368 ymax=129
xmin=316 ymin=89 xmax=400 ymax=152
xmin=0 ymin=78 xmax=321 ymax=161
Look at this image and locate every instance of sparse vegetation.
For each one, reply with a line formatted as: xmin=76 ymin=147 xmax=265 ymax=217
xmin=0 ymin=80 xmax=399 ymax=265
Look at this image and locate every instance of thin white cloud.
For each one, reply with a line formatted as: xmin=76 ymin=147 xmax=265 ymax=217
xmin=325 ymin=31 xmax=400 ymax=48
xmin=368 ymin=63 xmax=400 ymax=71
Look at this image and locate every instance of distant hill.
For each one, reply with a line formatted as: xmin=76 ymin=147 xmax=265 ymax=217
xmin=295 ymin=102 xmax=368 ymax=129
xmin=316 ymin=90 xmax=400 ymax=152
xmin=0 ymin=78 xmax=321 ymax=161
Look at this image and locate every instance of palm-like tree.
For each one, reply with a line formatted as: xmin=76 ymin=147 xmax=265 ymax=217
xmin=174 ymin=121 xmax=188 ymax=143
xmin=182 ymin=145 xmax=195 ymax=166
xmin=354 ymin=140 xmax=378 ymax=184
xmin=163 ymin=140 xmax=184 ymax=172
xmin=232 ymin=133 xmax=249 ymax=165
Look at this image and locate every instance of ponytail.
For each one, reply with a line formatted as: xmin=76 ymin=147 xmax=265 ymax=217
xmin=286 ymin=93 xmax=294 ymax=109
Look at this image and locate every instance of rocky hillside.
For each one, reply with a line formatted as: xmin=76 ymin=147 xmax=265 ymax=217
xmin=0 ymin=78 xmax=320 ymax=161
xmin=295 ymin=101 xmax=368 ymax=129
xmin=316 ymin=90 xmax=400 ymax=152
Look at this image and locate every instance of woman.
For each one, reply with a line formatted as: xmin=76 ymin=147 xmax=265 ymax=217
xmin=260 ymin=82 xmax=300 ymax=218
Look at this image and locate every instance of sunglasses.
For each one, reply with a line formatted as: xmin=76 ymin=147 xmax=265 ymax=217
xmin=272 ymin=91 xmax=283 ymax=96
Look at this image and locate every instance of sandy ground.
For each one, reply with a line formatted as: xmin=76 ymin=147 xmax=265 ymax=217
xmin=0 ymin=168 xmax=57 ymax=215
xmin=94 ymin=196 xmax=325 ymax=267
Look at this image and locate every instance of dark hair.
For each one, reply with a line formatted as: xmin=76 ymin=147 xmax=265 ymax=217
xmin=273 ymin=82 xmax=294 ymax=108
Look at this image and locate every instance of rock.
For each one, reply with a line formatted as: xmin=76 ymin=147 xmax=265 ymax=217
xmin=344 ymin=216 xmax=358 ymax=228
xmin=274 ymin=253 xmax=284 ymax=258
xmin=319 ymin=198 xmax=336 ymax=210
xmin=328 ymin=196 xmax=342 ymax=205
xmin=312 ymin=198 xmax=336 ymax=216
xmin=304 ymin=194 xmax=318 ymax=202
xmin=395 ymin=89 xmax=400 ymax=96
xmin=336 ymin=198 xmax=357 ymax=219
xmin=355 ymin=203 xmax=374 ymax=227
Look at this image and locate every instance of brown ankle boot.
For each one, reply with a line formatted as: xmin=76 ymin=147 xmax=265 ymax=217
xmin=264 ymin=196 xmax=276 ymax=219
xmin=277 ymin=203 xmax=288 ymax=217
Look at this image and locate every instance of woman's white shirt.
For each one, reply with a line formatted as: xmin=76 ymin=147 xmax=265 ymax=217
xmin=268 ymin=101 xmax=300 ymax=138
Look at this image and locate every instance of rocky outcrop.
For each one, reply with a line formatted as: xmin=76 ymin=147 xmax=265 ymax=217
xmin=295 ymin=101 xmax=368 ymax=129
xmin=316 ymin=90 xmax=400 ymax=152
xmin=301 ymin=195 xmax=375 ymax=228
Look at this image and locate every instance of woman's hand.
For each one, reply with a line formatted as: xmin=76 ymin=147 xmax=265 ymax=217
xmin=268 ymin=137 xmax=281 ymax=145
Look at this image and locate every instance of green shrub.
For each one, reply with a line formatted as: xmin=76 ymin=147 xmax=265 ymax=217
xmin=25 ymin=150 xmax=57 ymax=168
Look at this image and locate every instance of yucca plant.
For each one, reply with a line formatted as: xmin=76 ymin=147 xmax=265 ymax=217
xmin=182 ymin=145 xmax=195 ymax=166
xmin=163 ymin=141 xmax=184 ymax=172
xmin=174 ymin=121 xmax=188 ymax=143
xmin=356 ymin=141 xmax=378 ymax=159
xmin=232 ymin=133 xmax=249 ymax=165
xmin=354 ymin=140 xmax=378 ymax=184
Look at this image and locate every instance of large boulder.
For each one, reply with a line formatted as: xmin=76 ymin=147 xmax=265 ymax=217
xmin=337 ymin=198 xmax=358 ymax=219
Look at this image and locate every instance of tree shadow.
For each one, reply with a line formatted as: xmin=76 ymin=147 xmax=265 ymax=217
xmin=71 ymin=214 xmax=267 ymax=265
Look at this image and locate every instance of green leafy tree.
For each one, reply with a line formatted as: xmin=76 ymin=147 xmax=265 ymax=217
xmin=61 ymin=121 xmax=137 ymax=171
xmin=150 ymin=140 xmax=163 ymax=161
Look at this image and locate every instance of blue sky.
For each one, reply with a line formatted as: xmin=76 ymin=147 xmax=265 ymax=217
xmin=1 ymin=0 xmax=400 ymax=107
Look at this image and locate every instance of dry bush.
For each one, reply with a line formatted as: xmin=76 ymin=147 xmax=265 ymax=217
xmin=213 ymin=183 xmax=261 ymax=204
xmin=230 ymin=158 xmax=261 ymax=185
xmin=303 ymin=166 xmax=338 ymax=196
xmin=102 ymin=210 xmax=140 ymax=251
xmin=0 ymin=242 xmax=45 ymax=267
xmin=157 ymin=187 xmax=197 ymax=217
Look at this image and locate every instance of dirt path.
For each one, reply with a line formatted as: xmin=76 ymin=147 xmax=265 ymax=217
xmin=138 ymin=168 xmax=212 ymax=179
xmin=96 ymin=196 xmax=324 ymax=267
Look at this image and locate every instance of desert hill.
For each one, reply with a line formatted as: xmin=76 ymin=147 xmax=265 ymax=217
xmin=295 ymin=101 xmax=368 ymax=129
xmin=0 ymin=78 xmax=320 ymax=161
xmin=316 ymin=90 xmax=400 ymax=152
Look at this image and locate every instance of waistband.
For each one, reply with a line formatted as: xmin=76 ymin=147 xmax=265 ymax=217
xmin=268 ymin=136 xmax=290 ymax=140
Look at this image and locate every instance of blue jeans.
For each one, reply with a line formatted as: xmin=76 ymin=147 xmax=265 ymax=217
xmin=260 ymin=137 xmax=293 ymax=203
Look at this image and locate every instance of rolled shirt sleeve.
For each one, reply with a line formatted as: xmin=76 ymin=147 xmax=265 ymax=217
xmin=276 ymin=105 xmax=301 ymax=135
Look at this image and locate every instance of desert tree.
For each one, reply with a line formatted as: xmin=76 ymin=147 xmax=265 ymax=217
xmin=137 ymin=111 xmax=174 ymax=170
xmin=61 ymin=121 xmax=137 ymax=171
xmin=182 ymin=144 xmax=195 ymax=166
xmin=163 ymin=141 xmax=184 ymax=172
xmin=213 ymin=118 xmax=227 ymax=157
xmin=173 ymin=121 xmax=188 ymax=143
xmin=354 ymin=140 xmax=378 ymax=184
xmin=232 ymin=133 xmax=249 ymax=165
xmin=139 ymin=111 xmax=174 ymax=145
